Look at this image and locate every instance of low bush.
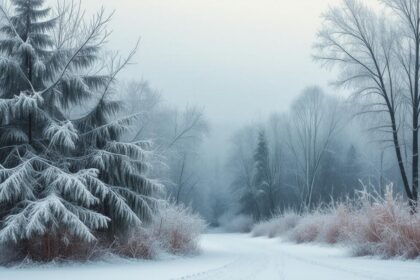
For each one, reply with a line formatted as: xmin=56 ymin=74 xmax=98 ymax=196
xmin=0 ymin=203 xmax=206 ymax=265
xmin=113 ymin=228 xmax=158 ymax=259
xmin=219 ymin=214 xmax=254 ymax=233
xmin=317 ymin=204 xmax=351 ymax=244
xmin=251 ymin=187 xmax=420 ymax=259
xmin=344 ymin=190 xmax=420 ymax=258
xmin=0 ymin=232 xmax=100 ymax=265
xmin=252 ymin=212 xmax=301 ymax=238
xmin=151 ymin=202 xmax=206 ymax=255
xmin=289 ymin=213 xmax=324 ymax=243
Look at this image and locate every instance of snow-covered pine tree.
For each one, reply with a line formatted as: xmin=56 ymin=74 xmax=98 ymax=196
xmin=0 ymin=0 xmax=160 ymax=260
xmin=252 ymin=130 xmax=275 ymax=218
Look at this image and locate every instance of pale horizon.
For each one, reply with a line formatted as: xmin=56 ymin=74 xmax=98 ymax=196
xmin=81 ymin=0 xmax=341 ymax=124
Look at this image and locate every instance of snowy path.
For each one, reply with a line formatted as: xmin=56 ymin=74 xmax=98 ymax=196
xmin=1 ymin=233 xmax=420 ymax=280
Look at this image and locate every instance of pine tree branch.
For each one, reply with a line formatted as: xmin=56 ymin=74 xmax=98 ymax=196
xmin=0 ymin=5 xmax=37 ymax=93
xmin=39 ymin=7 xmax=113 ymax=96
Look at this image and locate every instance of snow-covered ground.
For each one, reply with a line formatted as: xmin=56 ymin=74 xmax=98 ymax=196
xmin=1 ymin=233 xmax=420 ymax=280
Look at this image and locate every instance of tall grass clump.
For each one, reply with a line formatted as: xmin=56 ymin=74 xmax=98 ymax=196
xmin=251 ymin=186 xmax=420 ymax=259
xmin=151 ymin=202 xmax=207 ymax=255
xmin=345 ymin=188 xmax=420 ymax=258
xmin=0 ymin=203 xmax=206 ymax=265
xmin=252 ymin=212 xmax=301 ymax=238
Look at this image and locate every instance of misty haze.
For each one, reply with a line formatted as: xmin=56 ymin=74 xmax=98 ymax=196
xmin=0 ymin=0 xmax=420 ymax=279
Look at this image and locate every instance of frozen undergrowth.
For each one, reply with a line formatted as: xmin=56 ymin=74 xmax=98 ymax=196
xmin=0 ymin=202 xmax=206 ymax=266
xmin=252 ymin=187 xmax=420 ymax=259
xmin=150 ymin=203 xmax=207 ymax=255
xmin=3 ymin=233 xmax=420 ymax=280
xmin=218 ymin=214 xmax=254 ymax=233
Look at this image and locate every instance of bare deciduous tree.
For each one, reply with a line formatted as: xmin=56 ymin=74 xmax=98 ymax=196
xmin=286 ymin=87 xmax=341 ymax=208
xmin=229 ymin=126 xmax=262 ymax=220
xmin=315 ymin=0 xmax=420 ymax=209
xmin=123 ymin=83 xmax=209 ymax=206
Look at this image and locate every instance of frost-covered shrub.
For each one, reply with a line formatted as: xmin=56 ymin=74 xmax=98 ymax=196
xmin=219 ymin=214 xmax=254 ymax=233
xmin=251 ymin=221 xmax=272 ymax=237
xmin=270 ymin=212 xmax=301 ymax=238
xmin=316 ymin=204 xmax=351 ymax=244
xmin=113 ymin=228 xmax=157 ymax=259
xmin=151 ymin=203 xmax=206 ymax=255
xmin=111 ymin=203 xmax=206 ymax=259
xmin=344 ymin=190 xmax=420 ymax=258
xmin=289 ymin=213 xmax=325 ymax=243
xmin=252 ymin=187 xmax=420 ymax=259
xmin=289 ymin=204 xmax=352 ymax=245
xmin=0 ymin=241 xmax=23 ymax=266
xmin=0 ymin=232 xmax=102 ymax=264
xmin=252 ymin=212 xmax=301 ymax=238
xmin=252 ymin=207 xmax=350 ymax=244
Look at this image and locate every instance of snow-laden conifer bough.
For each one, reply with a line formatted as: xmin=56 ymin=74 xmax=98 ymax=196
xmin=0 ymin=0 xmax=162 ymax=262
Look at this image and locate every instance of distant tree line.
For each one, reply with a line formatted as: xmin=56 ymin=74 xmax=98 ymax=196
xmin=229 ymin=87 xmax=402 ymax=220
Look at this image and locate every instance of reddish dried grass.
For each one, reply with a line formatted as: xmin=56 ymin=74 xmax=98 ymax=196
xmin=151 ymin=203 xmax=206 ymax=255
xmin=1 ymin=232 xmax=98 ymax=264
xmin=1 ymin=203 xmax=205 ymax=265
xmin=251 ymin=188 xmax=420 ymax=259
xmin=344 ymin=190 xmax=420 ymax=258
xmin=252 ymin=212 xmax=301 ymax=238
xmin=113 ymin=229 xmax=157 ymax=259
xmin=289 ymin=214 xmax=324 ymax=243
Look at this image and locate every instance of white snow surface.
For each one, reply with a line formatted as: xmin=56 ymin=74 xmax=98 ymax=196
xmin=1 ymin=233 xmax=420 ymax=280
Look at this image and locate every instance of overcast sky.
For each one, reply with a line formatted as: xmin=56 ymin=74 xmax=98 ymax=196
xmin=79 ymin=0 xmax=341 ymax=125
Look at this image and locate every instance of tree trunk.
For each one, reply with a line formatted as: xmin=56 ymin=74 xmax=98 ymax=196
xmin=412 ymin=110 xmax=418 ymax=210
xmin=390 ymin=113 xmax=413 ymax=203
xmin=412 ymin=31 xmax=420 ymax=211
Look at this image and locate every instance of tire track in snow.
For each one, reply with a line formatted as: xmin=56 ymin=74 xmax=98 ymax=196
xmin=277 ymin=248 xmax=404 ymax=280
xmin=171 ymin=234 xmax=420 ymax=280
xmin=171 ymin=253 xmax=271 ymax=280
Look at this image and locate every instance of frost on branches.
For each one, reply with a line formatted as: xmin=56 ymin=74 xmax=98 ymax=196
xmin=0 ymin=0 xmax=161 ymax=261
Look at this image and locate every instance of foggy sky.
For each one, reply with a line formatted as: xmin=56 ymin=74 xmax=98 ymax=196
xmin=80 ymin=0 xmax=341 ymax=124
